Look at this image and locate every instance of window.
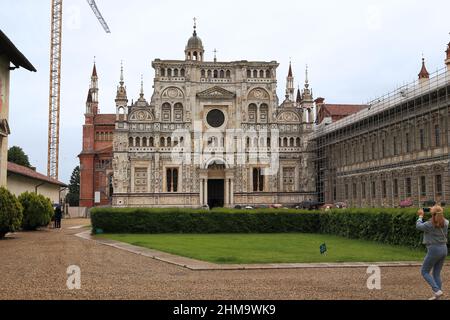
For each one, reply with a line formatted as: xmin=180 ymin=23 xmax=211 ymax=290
xmin=362 ymin=182 xmax=366 ymax=199
xmin=201 ymin=69 xmax=206 ymax=78
xmin=282 ymin=167 xmax=295 ymax=192
xmin=253 ymin=70 xmax=258 ymax=78
xmin=371 ymin=181 xmax=376 ymax=198
xmin=160 ymin=68 xmax=165 ymax=77
xmin=420 ymin=176 xmax=426 ymax=197
xmin=419 ymin=128 xmax=425 ymax=150
xmin=266 ymin=70 xmax=271 ymax=78
xmin=372 ymin=142 xmax=376 ymax=160
xmin=166 ymin=168 xmax=178 ymax=192
xmin=226 ymin=70 xmax=231 ymax=78
xmin=134 ymin=168 xmax=148 ymax=193
xmin=206 ymin=109 xmax=225 ymax=128
xmin=345 ymin=184 xmax=349 ymax=199
xmin=381 ymin=139 xmax=385 ymax=158
xmin=406 ymin=178 xmax=412 ymax=197
xmin=162 ymin=103 xmax=171 ymax=122
xmin=405 ymin=132 xmax=410 ymax=152
xmin=252 ymin=168 xmax=264 ymax=192
xmin=436 ymin=175 xmax=443 ymax=196
xmin=333 ymin=181 xmax=337 ymax=201
xmin=353 ymin=183 xmax=357 ymax=199
xmin=382 ymin=180 xmax=387 ymax=198
xmin=393 ymin=136 xmax=398 ymax=156
xmin=435 ymin=125 xmax=441 ymax=147
xmin=247 ymin=70 xmax=251 ymax=78
xmin=393 ymin=179 xmax=399 ymax=198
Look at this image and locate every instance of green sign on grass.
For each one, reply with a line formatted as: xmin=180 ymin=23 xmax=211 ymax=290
xmin=320 ymin=243 xmax=327 ymax=255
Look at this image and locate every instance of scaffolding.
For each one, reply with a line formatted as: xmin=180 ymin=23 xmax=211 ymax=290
xmin=311 ymin=67 xmax=450 ymax=205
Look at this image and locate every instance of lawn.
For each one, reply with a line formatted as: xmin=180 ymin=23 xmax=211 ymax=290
xmin=96 ymin=233 xmax=429 ymax=264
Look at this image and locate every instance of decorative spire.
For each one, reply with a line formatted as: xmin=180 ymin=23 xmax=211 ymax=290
xmin=92 ymin=57 xmax=97 ymax=78
xmin=193 ymin=17 xmax=197 ymax=36
xmin=296 ymin=85 xmax=302 ymax=104
xmin=418 ymin=56 xmax=430 ymax=79
xmin=140 ymin=74 xmax=144 ymax=97
xmin=285 ymin=59 xmax=295 ymax=101
xmin=304 ymin=64 xmax=309 ymax=89
xmin=119 ymin=60 xmax=124 ymax=86
xmin=213 ymin=48 xmax=217 ymax=63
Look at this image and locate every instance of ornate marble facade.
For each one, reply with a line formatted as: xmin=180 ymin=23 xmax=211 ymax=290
xmin=111 ymin=24 xmax=316 ymax=208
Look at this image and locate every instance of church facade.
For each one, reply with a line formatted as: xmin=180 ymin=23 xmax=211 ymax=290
xmin=109 ymin=24 xmax=316 ymax=208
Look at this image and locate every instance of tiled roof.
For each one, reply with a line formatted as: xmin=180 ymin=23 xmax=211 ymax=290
xmin=322 ymin=104 xmax=367 ymax=116
xmin=0 ymin=30 xmax=36 ymax=72
xmin=7 ymin=162 xmax=67 ymax=187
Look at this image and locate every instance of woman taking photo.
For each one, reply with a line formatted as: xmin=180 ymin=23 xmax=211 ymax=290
xmin=416 ymin=205 xmax=449 ymax=300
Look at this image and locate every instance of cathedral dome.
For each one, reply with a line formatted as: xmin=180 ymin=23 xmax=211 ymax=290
xmin=184 ymin=19 xmax=204 ymax=61
xmin=186 ymin=32 xmax=203 ymax=51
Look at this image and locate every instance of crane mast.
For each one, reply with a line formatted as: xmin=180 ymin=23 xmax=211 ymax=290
xmin=47 ymin=0 xmax=110 ymax=179
xmin=47 ymin=0 xmax=63 ymax=179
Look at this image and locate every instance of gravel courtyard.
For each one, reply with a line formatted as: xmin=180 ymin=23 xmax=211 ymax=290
xmin=0 ymin=218 xmax=448 ymax=300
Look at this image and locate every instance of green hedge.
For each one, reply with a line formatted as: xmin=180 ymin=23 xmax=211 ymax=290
xmin=90 ymin=207 xmax=450 ymax=248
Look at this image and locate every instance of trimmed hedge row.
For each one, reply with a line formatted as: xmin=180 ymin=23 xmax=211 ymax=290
xmin=91 ymin=208 xmax=320 ymax=234
xmin=90 ymin=207 xmax=450 ymax=248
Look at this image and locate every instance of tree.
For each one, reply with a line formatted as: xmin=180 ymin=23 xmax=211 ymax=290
xmin=0 ymin=187 xmax=23 ymax=238
xmin=66 ymin=166 xmax=80 ymax=206
xmin=18 ymin=192 xmax=52 ymax=230
xmin=7 ymin=146 xmax=32 ymax=168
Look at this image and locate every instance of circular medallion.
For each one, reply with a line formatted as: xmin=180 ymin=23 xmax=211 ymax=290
xmin=206 ymin=109 xmax=225 ymax=128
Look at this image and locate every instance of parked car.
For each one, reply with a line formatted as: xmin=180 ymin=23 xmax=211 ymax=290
xmin=295 ymin=201 xmax=323 ymax=210
xmin=334 ymin=202 xmax=347 ymax=209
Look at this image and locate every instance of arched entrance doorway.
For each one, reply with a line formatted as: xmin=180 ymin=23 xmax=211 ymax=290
xmin=207 ymin=160 xmax=225 ymax=208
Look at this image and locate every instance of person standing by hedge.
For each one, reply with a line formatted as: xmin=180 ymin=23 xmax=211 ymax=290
xmin=416 ymin=205 xmax=449 ymax=300
xmin=54 ymin=204 xmax=62 ymax=229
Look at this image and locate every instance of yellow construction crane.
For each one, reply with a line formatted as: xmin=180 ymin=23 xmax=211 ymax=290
xmin=47 ymin=0 xmax=110 ymax=179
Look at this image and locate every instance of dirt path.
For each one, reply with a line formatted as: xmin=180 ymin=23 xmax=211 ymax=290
xmin=0 ymin=218 xmax=447 ymax=300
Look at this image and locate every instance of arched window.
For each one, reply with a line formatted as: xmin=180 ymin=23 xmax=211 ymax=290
xmin=253 ymin=137 xmax=258 ymax=147
xmin=247 ymin=69 xmax=251 ymax=78
xmin=135 ymin=137 xmax=141 ymax=147
xmin=180 ymin=68 xmax=185 ymax=77
xmin=248 ymin=104 xmax=257 ymax=123
xmin=201 ymin=69 xmax=206 ymax=78
xmin=213 ymin=70 xmax=218 ymax=78
xmin=160 ymin=68 xmax=166 ymax=77
xmin=253 ymin=70 xmax=258 ymax=78
xmin=296 ymin=137 xmax=301 ymax=147
xmin=219 ymin=70 xmax=225 ymax=78
xmin=283 ymin=137 xmax=288 ymax=147
xmin=266 ymin=70 xmax=271 ymax=78
xmin=167 ymin=69 xmax=172 ymax=77
xmin=149 ymin=137 xmax=154 ymax=147
xmin=160 ymin=137 xmax=165 ymax=147
xmin=207 ymin=70 xmax=212 ymax=78
xmin=260 ymin=104 xmax=268 ymax=123
xmin=180 ymin=136 xmax=184 ymax=146
xmin=290 ymin=137 xmax=294 ymax=147
xmin=167 ymin=137 xmax=172 ymax=147
xmin=162 ymin=103 xmax=171 ymax=122
xmin=173 ymin=103 xmax=183 ymax=122
xmin=267 ymin=137 xmax=271 ymax=147
xmin=193 ymin=51 xmax=198 ymax=61
xmin=129 ymin=137 xmax=133 ymax=147
xmin=259 ymin=70 xmax=264 ymax=78
xmin=246 ymin=137 xmax=250 ymax=148
xmin=174 ymin=69 xmax=179 ymax=77
xmin=226 ymin=70 xmax=231 ymax=78
xmin=108 ymin=175 xmax=113 ymax=199
xmin=142 ymin=137 xmax=147 ymax=147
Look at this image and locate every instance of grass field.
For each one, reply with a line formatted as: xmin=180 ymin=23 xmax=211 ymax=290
xmin=97 ymin=233 xmax=430 ymax=264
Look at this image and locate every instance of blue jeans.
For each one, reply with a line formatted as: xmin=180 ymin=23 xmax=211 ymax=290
xmin=421 ymin=244 xmax=448 ymax=292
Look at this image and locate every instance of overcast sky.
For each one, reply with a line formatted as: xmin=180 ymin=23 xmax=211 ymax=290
xmin=1 ymin=0 xmax=449 ymax=183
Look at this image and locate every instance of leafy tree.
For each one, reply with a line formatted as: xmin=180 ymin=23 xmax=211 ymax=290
xmin=0 ymin=187 xmax=23 ymax=238
xmin=66 ymin=166 xmax=80 ymax=206
xmin=7 ymin=146 xmax=31 ymax=168
xmin=18 ymin=192 xmax=53 ymax=230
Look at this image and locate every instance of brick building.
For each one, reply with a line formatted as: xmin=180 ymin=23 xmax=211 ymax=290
xmin=78 ymin=64 xmax=115 ymax=207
